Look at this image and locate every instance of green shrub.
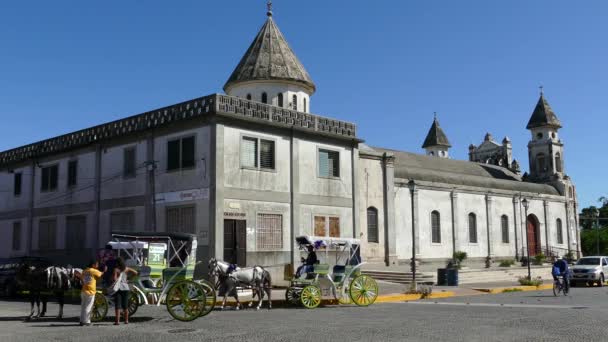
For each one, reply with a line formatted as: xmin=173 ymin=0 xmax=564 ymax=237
xmin=517 ymin=276 xmax=543 ymax=287
xmin=533 ymin=253 xmax=546 ymax=265
xmin=453 ymin=251 xmax=468 ymax=269
xmin=499 ymin=259 xmax=515 ymax=267
xmin=502 ymin=288 xmax=523 ymax=293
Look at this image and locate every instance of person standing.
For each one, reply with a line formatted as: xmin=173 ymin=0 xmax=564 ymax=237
xmin=112 ymin=257 xmax=138 ymax=325
xmin=80 ymin=260 xmax=106 ymax=326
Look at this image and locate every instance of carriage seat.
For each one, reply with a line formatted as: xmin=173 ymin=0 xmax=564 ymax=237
xmin=332 ymin=265 xmax=346 ymax=282
xmin=136 ymin=266 xmax=157 ymax=289
xmin=313 ymin=264 xmax=330 ymax=275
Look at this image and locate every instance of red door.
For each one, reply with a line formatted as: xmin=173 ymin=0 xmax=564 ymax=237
xmin=527 ymin=216 xmax=539 ymax=256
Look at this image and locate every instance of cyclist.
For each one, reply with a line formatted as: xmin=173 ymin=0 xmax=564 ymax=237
xmin=552 ymin=255 xmax=570 ymax=293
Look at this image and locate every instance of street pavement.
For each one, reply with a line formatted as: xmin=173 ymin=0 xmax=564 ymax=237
xmin=2 ymin=286 xmax=608 ymax=342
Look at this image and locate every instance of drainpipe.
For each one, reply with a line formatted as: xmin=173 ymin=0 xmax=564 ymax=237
xmin=381 ymin=153 xmax=389 ymax=266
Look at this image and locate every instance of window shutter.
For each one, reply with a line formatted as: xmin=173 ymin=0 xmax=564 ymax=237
xmin=431 ymin=211 xmax=441 ymax=243
xmin=167 ymin=140 xmax=181 ymax=170
xmin=501 ymin=216 xmax=509 ymax=243
xmin=319 ymin=150 xmax=329 ymax=177
xmin=260 ymin=140 xmax=275 ymax=169
xmin=314 ymin=216 xmax=326 ymax=237
xmin=241 ymin=137 xmax=258 ymax=168
xmin=41 ymin=167 xmax=50 ymax=191
xmin=14 ymin=173 xmax=22 ymax=196
xmin=68 ymin=160 xmax=78 ymax=187
xmin=469 ymin=214 xmax=477 ymax=243
xmin=557 ymin=219 xmax=563 ymax=244
xmin=329 ymin=217 xmax=340 ymax=238
xmin=367 ymin=208 xmax=378 ymax=243
xmin=123 ymin=148 xmax=136 ymax=177
xmin=49 ymin=166 xmax=58 ymax=190
xmin=181 ymin=137 xmax=195 ymax=168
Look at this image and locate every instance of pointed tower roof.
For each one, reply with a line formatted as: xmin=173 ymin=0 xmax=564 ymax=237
xmin=223 ymin=9 xmax=316 ymax=93
xmin=526 ymin=93 xmax=562 ymax=129
xmin=422 ymin=115 xmax=451 ymax=148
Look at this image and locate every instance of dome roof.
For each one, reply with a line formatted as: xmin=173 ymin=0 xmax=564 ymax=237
xmin=224 ymin=13 xmax=316 ymax=93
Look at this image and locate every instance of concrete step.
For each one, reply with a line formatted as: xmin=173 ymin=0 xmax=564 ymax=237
xmin=363 ymin=270 xmax=434 ymax=285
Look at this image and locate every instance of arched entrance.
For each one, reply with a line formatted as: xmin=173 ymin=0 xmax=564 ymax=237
xmin=526 ymin=214 xmax=541 ymax=256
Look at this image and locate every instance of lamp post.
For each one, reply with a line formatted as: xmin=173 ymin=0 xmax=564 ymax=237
xmin=522 ymin=198 xmax=531 ymax=280
xmin=593 ymin=208 xmax=600 ymax=255
xmin=408 ymin=179 xmax=417 ymax=288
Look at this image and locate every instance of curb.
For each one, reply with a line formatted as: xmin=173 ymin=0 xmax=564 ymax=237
xmin=471 ymin=284 xmax=553 ymax=294
xmin=213 ymin=291 xmax=457 ymax=308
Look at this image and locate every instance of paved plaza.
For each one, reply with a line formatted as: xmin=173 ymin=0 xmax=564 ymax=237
xmin=1 ymin=286 xmax=607 ymax=342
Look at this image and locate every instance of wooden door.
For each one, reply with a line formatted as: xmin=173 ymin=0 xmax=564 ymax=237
xmin=223 ymin=219 xmax=247 ymax=267
xmin=527 ymin=217 xmax=538 ymax=257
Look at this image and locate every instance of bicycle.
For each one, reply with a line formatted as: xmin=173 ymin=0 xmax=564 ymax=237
xmin=552 ymin=276 xmax=569 ymax=296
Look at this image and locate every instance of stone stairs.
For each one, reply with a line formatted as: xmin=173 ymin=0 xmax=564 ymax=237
xmin=362 ymin=270 xmax=435 ymax=285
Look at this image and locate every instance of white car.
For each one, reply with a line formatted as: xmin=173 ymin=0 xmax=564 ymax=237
xmin=570 ymin=256 xmax=608 ymax=287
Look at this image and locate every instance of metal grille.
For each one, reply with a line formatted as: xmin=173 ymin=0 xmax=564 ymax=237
xmin=260 ymin=139 xmax=275 ymax=169
xmin=367 ymin=207 xmax=378 ymax=243
xmin=431 ymin=211 xmax=441 ymax=243
xmin=66 ymin=216 xmax=87 ymax=250
xmin=501 ymin=215 xmax=509 ymax=243
xmin=556 ymin=219 xmax=563 ymax=244
xmin=468 ymin=213 xmax=477 ymax=243
xmin=166 ymin=206 xmax=196 ymax=234
xmin=257 ymin=214 xmax=282 ymax=250
xmin=38 ymin=219 xmax=57 ymax=250
xmin=110 ymin=211 xmax=135 ymax=232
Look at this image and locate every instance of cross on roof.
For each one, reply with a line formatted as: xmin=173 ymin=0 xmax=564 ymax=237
xmin=267 ymin=1 xmax=273 ymax=16
xmin=539 ymin=85 xmax=544 ymax=95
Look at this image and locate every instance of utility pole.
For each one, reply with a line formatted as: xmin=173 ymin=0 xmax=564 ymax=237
xmin=146 ymin=160 xmax=158 ymax=232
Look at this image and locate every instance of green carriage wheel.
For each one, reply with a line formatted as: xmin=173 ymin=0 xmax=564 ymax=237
xmin=90 ymin=292 xmax=108 ymax=322
xmin=195 ymin=279 xmax=216 ymax=318
xmin=337 ymin=284 xmax=352 ymax=305
xmin=349 ymin=275 xmax=378 ymax=307
xmin=166 ymin=281 xmax=206 ymax=322
xmin=285 ymin=287 xmax=300 ymax=306
xmin=300 ymin=285 xmax=321 ymax=309
xmin=128 ymin=291 xmax=141 ymax=317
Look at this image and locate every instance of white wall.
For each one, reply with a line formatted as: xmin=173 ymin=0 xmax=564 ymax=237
xmin=298 ymin=139 xmax=353 ymax=198
xmin=226 ymin=81 xmax=312 ymax=113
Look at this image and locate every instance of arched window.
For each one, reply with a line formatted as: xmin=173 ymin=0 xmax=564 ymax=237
xmin=468 ymin=213 xmax=477 ymax=243
xmin=555 ymin=152 xmax=562 ymax=173
xmin=303 ymin=98 xmax=307 ymax=112
xmin=367 ymin=207 xmax=378 ymax=243
xmin=261 ymin=92 xmax=268 ymax=104
xmin=556 ymin=219 xmax=563 ymax=244
xmin=278 ymin=93 xmax=284 ymax=107
xmin=537 ymin=153 xmax=546 ymax=172
xmin=431 ymin=211 xmax=441 ymax=243
xmin=292 ymin=95 xmax=298 ymax=110
xmin=501 ymin=215 xmax=509 ymax=243
xmin=246 ymin=94 xmax=252 ymax=101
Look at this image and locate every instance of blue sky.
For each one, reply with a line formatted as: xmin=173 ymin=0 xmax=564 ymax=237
xmin=0 ymin=1 xmax=606 ymax=209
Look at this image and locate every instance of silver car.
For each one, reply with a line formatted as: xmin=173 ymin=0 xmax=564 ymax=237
xmin=570 ymin=256 xmax=608 ymax=287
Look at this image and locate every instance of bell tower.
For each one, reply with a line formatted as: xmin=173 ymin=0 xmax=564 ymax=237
xmin=526 ymin=88 xmax=565 ymax=182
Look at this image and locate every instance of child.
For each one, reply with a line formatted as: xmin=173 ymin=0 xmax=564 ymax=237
xmin=80 ymin=260 xmax=106 ymax=326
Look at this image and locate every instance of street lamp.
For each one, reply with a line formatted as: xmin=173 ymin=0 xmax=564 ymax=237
xmin=522 ymin=198 xmax=531 ymax=280
xmin=408 ymin=179 xmax=417 ymax=288
xmin=593 ymin=208 xmax=600 ymax=255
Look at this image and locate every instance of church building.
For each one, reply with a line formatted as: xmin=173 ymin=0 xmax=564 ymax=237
xmin=0 ymin=6 xmax=579 ymax=277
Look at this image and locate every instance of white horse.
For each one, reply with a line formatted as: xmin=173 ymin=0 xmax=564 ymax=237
xmin=208 ymin=258 xmax=272 ymax=311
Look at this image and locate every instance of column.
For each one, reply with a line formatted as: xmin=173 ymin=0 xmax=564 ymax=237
xmin=564 ymin=201 xmax=572 ymax=256
xmin=512 ymin=196 xmax=520 ymax=259
xmin=485 ymin=194 xmax=493 ymax=267
xmin=382 ymin=153 xmax=397 ymax=265
xmin=543 ymin=200 xmax=550 ymax=255
xmin=412 ymin=188 xmax=420 ymax=256
xmin=450 ymin=191 xmax=459 ymax=259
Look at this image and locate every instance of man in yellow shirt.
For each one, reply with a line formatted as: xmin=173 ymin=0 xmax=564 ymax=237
xmin=80 ymin=260 xmax=106 ymax=326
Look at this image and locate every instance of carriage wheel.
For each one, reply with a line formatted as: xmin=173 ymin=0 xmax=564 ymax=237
xmin=285 ymin=287 xmax=300 ymax=306
xmin=337 ymin=284 xmax=352 ymax=305
xmin=195 ymin=279 xmax=216 ymax=318
xmin=166 ymin=281 xmax=206 ymax=322
xmin=300 ymin=285 xmax=321 ymax=309
xmin=90 ymin=293 xmax=108 ymax=322
xmin=128 ymin=291 xmax=141 ymax=317
xmin=349 ymin=275 xmax=378 ymax=307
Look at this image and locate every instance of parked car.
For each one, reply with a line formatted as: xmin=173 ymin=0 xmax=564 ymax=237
xmin=569 ymin=256 xmax=608 ymax=287
xmin=0 ymin=256 xmax=52 ymax=297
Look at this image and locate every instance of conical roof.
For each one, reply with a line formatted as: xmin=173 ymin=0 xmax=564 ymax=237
xmin=526 ymin=94 xmax=562 ymax=129
xmin=224 ymin=13 xmax=316 ymax=93
xmin=422 ymin=117 xmax=451 ymax=148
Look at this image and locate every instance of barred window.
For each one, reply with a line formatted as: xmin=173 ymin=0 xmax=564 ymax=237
xmin=367 ymin=207 xmax=379 ymax=243
xmin=66 ymin=216 xmax=87 ymax=250
xmin=501 ymin=215 xmax=509 ymax=243
xmin=319 ymin=149 xmax=340 ymax=178
xmin=431 ymin=211 xmax=441 ymax=243
xmin=468 ymin=213 xmax=477 ymax=243
xmin=38 ymin=219 xmax=57 ymax=250
xmin=12 ymin=222 xmax=21 ymax=251
xmin=167 ymin=206 xmax=196 ymax=234
xmin=110 ymin=211 xmax=135 ymax=232
xmin=556 ymin=219 xmax=563 ymax=244
xmin=257 ymin=214 xmax=283 ymax=250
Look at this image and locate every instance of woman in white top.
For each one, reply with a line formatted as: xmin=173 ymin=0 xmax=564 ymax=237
xmin=112 ymin=257 xmax=138 ymax=325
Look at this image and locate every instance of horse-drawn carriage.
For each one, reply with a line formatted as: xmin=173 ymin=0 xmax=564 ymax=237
xmin=285 ymin=236 xmax=378 ymax=309
xmin=91 ymin=232 xmax=215 ymax=322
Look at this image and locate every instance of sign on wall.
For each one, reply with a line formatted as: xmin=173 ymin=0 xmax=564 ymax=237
xmin=155 ymin=188 xmax=209 ymax=204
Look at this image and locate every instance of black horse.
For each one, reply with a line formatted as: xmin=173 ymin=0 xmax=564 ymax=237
xmin=15 ymin=265 xmax=81 ymax=319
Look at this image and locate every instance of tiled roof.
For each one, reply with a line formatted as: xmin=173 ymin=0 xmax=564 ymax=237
xmin=421 ymin=117 xmax=451 ymax=148
xmin=526 ymin=94 xmax=562 ymax=129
